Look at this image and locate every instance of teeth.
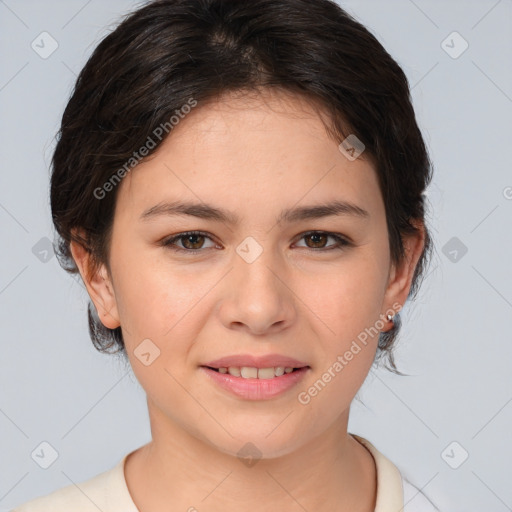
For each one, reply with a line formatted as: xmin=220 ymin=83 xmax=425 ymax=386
xmin=257 ymin=367 xmax=275 ymax=380
xmin=227 ymin=366 xmax=241 ymax=377
xmin=218 ymin=366 xmax=298 ymax=378
xmin=240 ymin=367 xmax=258 ymax=379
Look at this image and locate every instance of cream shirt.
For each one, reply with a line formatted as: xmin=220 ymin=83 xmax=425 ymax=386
xmin=12 ymin=434 xmax=439 ymax=512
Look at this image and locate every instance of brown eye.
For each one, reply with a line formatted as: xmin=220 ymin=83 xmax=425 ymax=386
xmin=304 ymin=233 xmax=329 ymax=248
xmin=181 ymin=233 xmax=206 ymax=249
xmin=295 ymin=231 xmax=351 ymax=251
xmin=161 ymin=230 xmax=351 ymax=254
xmin=162 ymin=231 xmax=217 ymax=252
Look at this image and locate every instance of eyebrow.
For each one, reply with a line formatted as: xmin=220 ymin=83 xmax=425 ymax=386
xmin=140 ymin=199 xmax=369 ymax=225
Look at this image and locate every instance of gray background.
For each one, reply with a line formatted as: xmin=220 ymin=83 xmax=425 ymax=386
xmin=1 ymin=0 xmax=511 ymax=510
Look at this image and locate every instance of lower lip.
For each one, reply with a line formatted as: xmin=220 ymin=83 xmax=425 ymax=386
xmin=200 ymin=366 xmax=310 ymax=400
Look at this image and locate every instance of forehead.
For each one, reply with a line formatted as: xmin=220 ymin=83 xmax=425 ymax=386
xmin=161 ymin=88 xmax=336 ymax=154
xmin=115 ymin=88 xmax=382 ymax=222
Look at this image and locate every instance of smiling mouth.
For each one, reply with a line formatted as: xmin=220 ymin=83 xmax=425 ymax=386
xmin=200 ymin=364 xmax=310 ymax=400
xmin=202 ymin=365 xmax=308 ymax=379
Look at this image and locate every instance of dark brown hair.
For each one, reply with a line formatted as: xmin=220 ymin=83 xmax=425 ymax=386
xmin=51 ymin=0 xmax=433 ymax=374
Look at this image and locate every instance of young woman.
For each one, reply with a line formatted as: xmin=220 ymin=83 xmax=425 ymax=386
xmin=13 ymin=0 xmax=438 ymax=510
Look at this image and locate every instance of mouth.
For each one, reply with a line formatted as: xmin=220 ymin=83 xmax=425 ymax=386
xmin=202 ymin=365 xmax=308 ymax=379
xmin=199 ymin=364 xmax=310 ymax=400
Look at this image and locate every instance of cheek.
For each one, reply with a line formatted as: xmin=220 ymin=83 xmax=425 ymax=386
xmin=110 ymin=244 xmax=207 ymax=343
xmin=296 ymin=267 xmax=383 ymax=414
xmin=298 ymin=344 xmax=374 ymax=430
xmin=300 ymin=255 xmax=388 ymax=343
xmin=113 ymin=255 xmax=207 ymax=397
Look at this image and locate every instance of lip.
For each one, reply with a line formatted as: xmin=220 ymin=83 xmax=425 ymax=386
xmin=200 ymin=366 xmax=310 ymax=400
xmin=202 ymin=353 xmax=309 ymax=369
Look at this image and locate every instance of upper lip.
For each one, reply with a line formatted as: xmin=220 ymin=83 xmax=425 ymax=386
xmin=202 ymin=354 xmax=310 ymax=369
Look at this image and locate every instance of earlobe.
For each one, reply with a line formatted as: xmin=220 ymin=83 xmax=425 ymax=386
xmin=69 ymin=238 xmax=120 ymax=330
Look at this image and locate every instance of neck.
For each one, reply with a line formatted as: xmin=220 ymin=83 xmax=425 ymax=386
xmin=124 ymin=402 xmax=376 ymax=512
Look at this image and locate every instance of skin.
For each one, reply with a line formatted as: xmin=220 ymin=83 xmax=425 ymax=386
xmin=71 ymin=88 xmax=425 ymax=512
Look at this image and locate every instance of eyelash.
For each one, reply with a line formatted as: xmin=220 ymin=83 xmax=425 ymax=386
xmin=160 ymin=230 xmax=352 ymax=254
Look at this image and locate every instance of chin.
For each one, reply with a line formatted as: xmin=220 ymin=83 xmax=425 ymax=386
xmin=201 ymin=422 xmax=309 ymax=462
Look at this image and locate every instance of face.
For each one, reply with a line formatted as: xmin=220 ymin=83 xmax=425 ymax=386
xmin=74 ymin=89 xmax=422 ymax=459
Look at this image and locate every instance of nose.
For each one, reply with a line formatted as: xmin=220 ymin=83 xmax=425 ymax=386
xmin=217 ymin=248 xmax=297 ymax=336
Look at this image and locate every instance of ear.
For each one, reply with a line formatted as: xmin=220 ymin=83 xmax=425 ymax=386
xmin=382 ymin=221 xmax=426 ymax=328
xmin=69 ymin=234 xmax=120 ymax=330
